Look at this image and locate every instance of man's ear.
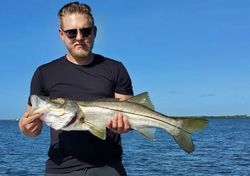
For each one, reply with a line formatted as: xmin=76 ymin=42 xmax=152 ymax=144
xmin=93 ymin=26 xmax=97 ymax=38
xmin=59 ymin=28 xmax=64 ymax=40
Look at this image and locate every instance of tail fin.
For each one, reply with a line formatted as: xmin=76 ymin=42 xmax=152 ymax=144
xmin=171 ymin=118 xmax=208 ymax=153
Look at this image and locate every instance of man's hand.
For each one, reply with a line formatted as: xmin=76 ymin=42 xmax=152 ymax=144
xmin=107 ymin=112 xmax=131 ymax=133
xmin=19 ymin=106 xmax=43 ymax=137
xmin=106 ymin=93 xmax=133 ymax=133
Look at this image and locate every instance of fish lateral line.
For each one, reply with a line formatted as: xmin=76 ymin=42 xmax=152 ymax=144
xmin=77 ymin=104 xmax=193 ymax=135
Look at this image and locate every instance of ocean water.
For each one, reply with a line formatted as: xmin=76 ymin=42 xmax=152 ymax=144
xmin=0 ymin=118 xmax=249 ymax=176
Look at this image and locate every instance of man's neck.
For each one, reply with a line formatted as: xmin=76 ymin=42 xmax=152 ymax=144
xmin=66 ymin=53 xmax=94 ymax=65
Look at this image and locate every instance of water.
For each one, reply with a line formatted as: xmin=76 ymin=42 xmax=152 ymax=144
xmin=0 ymin=119 xmax=249 ymax=176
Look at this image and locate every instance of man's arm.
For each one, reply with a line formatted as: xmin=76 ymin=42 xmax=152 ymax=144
xmin=19 ymin=105 xmax=43 ymax=137
xmin=107 ymin=93 xmax=133 ymax=133
xmin=114 ymin=92 xmax=133 ymax=101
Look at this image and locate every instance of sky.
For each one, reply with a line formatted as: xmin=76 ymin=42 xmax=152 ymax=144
xmin=0 ymin=0 xmax=249 ymax=119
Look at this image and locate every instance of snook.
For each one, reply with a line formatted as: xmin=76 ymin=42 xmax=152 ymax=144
xmin=30 ymin=92 xmax=208 ymax=153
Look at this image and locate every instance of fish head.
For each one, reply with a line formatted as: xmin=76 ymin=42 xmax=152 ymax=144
xmin=30 ymin=95 xmax=78 ymax=130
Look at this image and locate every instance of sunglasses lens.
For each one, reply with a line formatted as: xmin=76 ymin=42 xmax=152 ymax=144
xmin=64 ymin=29 xmax=77 ymax=39
xmin=63 ymin=27 xmax=93 ymax=39
xmin=80 ymin=28 xmax=92 ymax=37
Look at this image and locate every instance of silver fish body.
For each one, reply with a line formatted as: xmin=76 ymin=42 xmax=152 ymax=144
xmin=30 ymin=92 xmax=208 ymax=153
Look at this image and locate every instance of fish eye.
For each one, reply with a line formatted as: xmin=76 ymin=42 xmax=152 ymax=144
xmin=79 ymin=117 xmax=85 ymax=123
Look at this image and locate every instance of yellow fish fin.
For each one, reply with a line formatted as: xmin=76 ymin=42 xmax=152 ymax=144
xmin=85 ymin=121 xmax=107 ymax=140
xmin=134 ymin=127 xmax=156 ymax=140
xmin=127 ymin=92 xmax=155 ymax=110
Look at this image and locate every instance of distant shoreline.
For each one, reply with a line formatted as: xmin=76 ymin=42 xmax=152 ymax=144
xmin=200 ymin=115 xmax=249 ymax=118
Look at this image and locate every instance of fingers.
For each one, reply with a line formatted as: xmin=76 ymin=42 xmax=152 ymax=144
xmin=25 ymin=113 xmax=43 ymax=124
xmin=25 ymin=118 xmax=42 ymax=132
xmin=108 ymin=113 xmax=131 ymax=134
xmin=19 ymin=111 xmax=43 ymax=137
xmin=123 ymin=116 xmax=131 ymax=132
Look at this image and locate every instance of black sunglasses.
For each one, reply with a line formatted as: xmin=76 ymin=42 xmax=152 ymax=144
xmin=62 ymin=27 xmax=94 ymax=39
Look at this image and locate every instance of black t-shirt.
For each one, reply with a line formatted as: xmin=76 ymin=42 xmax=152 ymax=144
xmin=29 ymin=54 xmax=133 ymax=174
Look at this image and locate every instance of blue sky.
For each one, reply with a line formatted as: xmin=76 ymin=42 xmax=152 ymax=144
xmin=0 ymin=0 xmax=249 ymax=119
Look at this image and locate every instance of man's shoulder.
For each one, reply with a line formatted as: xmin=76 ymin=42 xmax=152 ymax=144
xmin=95 ymin=54 xmax=123 ymax=67
xmin=38 ymin=56 xmax=65 ymax=70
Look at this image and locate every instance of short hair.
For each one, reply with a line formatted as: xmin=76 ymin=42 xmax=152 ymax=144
xmin=58 ymin=2 xmax=95 ymax=28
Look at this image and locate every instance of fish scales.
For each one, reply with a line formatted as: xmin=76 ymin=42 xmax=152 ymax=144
xmin=30 ymin=92 xmax=208 ymax=153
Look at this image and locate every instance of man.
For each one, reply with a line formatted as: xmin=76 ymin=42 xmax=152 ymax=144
xmin=19 ymin=2 xmax=133 ymax=176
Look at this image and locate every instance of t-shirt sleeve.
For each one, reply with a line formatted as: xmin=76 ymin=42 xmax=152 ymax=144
xmin=114 ymin=62 xmax=134 ymax=96
xmin=28 ymin=67 xmax=46 ymax=105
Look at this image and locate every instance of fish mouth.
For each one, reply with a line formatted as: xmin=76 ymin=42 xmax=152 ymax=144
xmin=63 ymin=113 xmax=77 ymax=128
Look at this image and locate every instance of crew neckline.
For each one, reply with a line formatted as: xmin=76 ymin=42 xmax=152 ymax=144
xmin=64 ymin=54 xmax=98 ymax=67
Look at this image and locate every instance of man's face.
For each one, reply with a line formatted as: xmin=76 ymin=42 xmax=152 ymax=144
xmin=59 ymin=13 xmax=96 ymax=59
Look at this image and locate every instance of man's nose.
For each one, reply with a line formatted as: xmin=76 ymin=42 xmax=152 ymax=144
xmin=76 ymin=30 xmax=83 ymax=40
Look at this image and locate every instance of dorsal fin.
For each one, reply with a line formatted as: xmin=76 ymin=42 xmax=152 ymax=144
xmin=127 ymin=92 xmax=155 ymax=110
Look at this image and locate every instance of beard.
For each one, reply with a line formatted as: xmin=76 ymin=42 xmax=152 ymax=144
xmin=65 ymin=40 xmax=94 ymax=60
xmin=70 ymin=47 xmax=89 ymax=58
xmin=67 ymin=43 xmax=94 ymax=59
